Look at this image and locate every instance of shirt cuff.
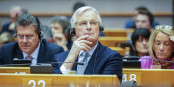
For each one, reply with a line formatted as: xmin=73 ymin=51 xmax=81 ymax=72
xmin=60 ymin=65 xmax=72 ymax=75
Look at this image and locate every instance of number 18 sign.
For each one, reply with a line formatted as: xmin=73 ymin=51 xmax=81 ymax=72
xmin=122 ymin=72 xmax=141 ymax=86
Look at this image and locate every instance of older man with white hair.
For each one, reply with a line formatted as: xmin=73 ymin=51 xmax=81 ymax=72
xmin=53 ymin=6 xmax=123 ymax=82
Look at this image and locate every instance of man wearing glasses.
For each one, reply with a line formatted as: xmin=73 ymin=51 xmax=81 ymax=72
xmin=53 ymin=6 xmax=122 ymax=82
xmin=0 ymin=14 xmax=64 ymax=65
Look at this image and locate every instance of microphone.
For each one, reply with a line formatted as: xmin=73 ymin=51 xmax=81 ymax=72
xmin=0 ymin=58 xmax=84 ymax=74
xmin=37 ymin=62 xmax=84 ymax=65
xmin=123 ymin=56 xmax=141 ymax=68
xmin=30 ymin=62 xmax=83 ymax=74
xmin=123 ymin=56 xmax=174 ymax=63
xmin=119 ymin=42 xmax=131 ymax=49
xmin=13 ymin=58 xmax=31 ymax=64
xmin=0 ymin=58 xmax=32 ymax=67
xmin=140 ymin=57 xmax=174 ymax=64
xmin=0 ymin=58 xmax=84 ymax=67
xmin=123 ymin=56 xmax=174 ymax=68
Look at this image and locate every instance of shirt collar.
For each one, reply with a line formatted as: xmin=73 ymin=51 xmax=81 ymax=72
xmin=23 ymin=42 xmax=40 ymax=59
xmin=79 ymin=42 xmax=98 ymax=57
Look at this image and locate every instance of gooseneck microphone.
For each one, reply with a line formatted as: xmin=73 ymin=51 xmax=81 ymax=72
xmin=0 ymin=58 xmax=84 ymax=67
xmin=123 ymin=56 xmax=174 ymax=68
xmin=0 ymin=58 xmax=84 ymax=74
xmin=41 ymin=62 xmax=84 ymax=65
xmin=123 ymin=56 xmax=174 ymax=64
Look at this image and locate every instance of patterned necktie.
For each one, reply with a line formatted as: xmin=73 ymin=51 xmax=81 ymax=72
xmin=25 ymin=55 xmax=33 ymax=60
xmin=77 ymin=52 xmax=88 ymax=74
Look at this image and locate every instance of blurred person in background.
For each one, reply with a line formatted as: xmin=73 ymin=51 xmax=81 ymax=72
xmin=0 ymin=21 xmax=1 ymax=32
xmin=0 ymin=32 xmax=14 ymax=47
xmin=139 ymin=25 xmax=174 ymax=69
xmin=130 ymin=28 xmax=151 ymax=57
xmin=73 ymin=1 xmax=86 ymax=12
xmin=42 ymin=25 xmax=53 ymax=43
xmin=50 ymin=16 xmax=73 ymax=51
xmin=125 ymin=6 xmax=159 ymax=29
xmin=135 ymin=10 xmax=154 ymax=30
xmin=1 ymin=6 xmax=28 ymax=35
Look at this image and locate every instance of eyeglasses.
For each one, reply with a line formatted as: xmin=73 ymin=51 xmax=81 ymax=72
xmin=76 ymin=21 xmax=99 ymax=27
xmin=17 ymin=35 xmax=34 ymax=40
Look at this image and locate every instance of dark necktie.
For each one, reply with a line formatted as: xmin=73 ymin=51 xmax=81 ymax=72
xmin=77 ymin=52 xmax=88 ymax=74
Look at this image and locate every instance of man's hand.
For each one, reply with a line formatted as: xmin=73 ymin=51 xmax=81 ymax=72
xmin=70 ymin=35 xmax=92 ymax=55
xmin=63 ymin=35 xmax=92 ymax=69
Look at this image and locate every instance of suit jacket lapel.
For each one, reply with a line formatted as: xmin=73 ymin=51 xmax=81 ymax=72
xmin=37 ymin=42 xmax=45 ymax=63
xmin=84 ymin=42 xmax=101 ymax=74
xmin=13 ymin=45 xmax=23 ymax=59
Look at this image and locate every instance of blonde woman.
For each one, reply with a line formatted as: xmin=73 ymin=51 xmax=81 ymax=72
xmin=139 ymin=25 xmax=174 ymax=69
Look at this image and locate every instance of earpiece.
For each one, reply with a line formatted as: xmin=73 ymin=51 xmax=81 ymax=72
xmin=70 ymin=28 xmax=76 ymax=36
xmin=35 ymin=16 xmax=42 ymax=40
xmin=99 ymin=26 xmax=104 ymax=32
xmin=38 ymin=31 xmax=43 ymax=40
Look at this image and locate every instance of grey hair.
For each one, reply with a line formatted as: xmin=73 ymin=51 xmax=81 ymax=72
xmin=51 ymin=16 xmax=69 ymax=29
xmin=71 ymin=6 xmax=102 ymax=28
xmin=15 ymin=14 xmax=41 ymax=39
xmin=51 ymin=16 xmax=71 ymax=34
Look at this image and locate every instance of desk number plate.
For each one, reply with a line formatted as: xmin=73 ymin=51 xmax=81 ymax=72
xmin=22 ymin=78 xmax=52 ymax=87
xmin=122 ymin=72 xmax=141 ymax=86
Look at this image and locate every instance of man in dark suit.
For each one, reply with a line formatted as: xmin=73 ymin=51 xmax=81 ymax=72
xmin=53 ymin=6 xmax=122 ymax=82
xmin=0 ymin=14 xmax=64 ymax=64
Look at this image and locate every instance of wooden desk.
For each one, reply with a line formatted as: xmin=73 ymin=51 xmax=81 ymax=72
xmin=0 ymin=67 xmax=174 ymax=87
xmin=0 ymin=67 xmax=30 ymax=74
xmin=109 ymin=47 xmax=129 ymax=55
xmin=103 ymin=29 xmax=134 ymax=37
xmin=123 ymin=68 xmax=174 ymax=87
xmin=99 ymin=37 xmax=130 ymax=47
xmin=0 ymin=73 xmax=119 ymax=87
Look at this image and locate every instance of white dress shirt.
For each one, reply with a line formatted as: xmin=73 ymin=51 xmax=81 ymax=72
xmin=23 ymin=42 xmax=40 ymax=65
xmin=60 ymin=42 xmax=98 ymax=74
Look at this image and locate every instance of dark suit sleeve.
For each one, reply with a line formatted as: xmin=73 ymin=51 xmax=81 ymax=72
xmin=57 ymin=46 xmax=64 ymax=54
xmin=0 ymin=42 xmax=19 ymax=64
xmin=102 ymin=51 xmax=123 ymax=82
xmin=52 ymin=46 xmax=64 ymax=74
xmin=52 ymin=51 xmax=69 ymax=74
xmin=52 ymin=63 xmax=62 ymax=74
xmin=0 ymin=46 xmax=4 ymax=64
xmin=52 ymin=54 xmax=62 ymax=74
